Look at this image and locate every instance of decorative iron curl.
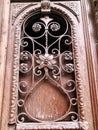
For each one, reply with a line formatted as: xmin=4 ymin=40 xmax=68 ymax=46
xmin=34 ymin=49 xmax=43 ymax=57
xmin=51 ymin=65 xmax=60 ymax=76
xmin=71 ymin=98 xmax=77 ymax=106
xmin=64 ymin=80 xmax=76 ymax=92
xmin=19 ymin=81 xmax=28 ymax=94
xmin=34 ymin=66 xmax=44 ymax=76
xmin=51 ymin=48 xmax=60 ymax=58
xmin=18 ymin=99 xmax=24 ymax=107
xmin=66 ymin=112 xmax=79 ymax=121
xmin=20 ymin=37 xmax=33 ymax=47
xmin=60 ymin=35 xmax=72 ymax=45
xmin=17 ymin=113 xmax=28 ymax=123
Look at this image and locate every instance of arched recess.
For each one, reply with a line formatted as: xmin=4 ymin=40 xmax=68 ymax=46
xmin=8 ymin=2 xmax=89 ymax=130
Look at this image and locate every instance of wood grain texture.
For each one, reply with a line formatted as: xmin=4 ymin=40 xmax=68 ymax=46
xmin=0 ymin=0 xmax=10 ymax=130
xmin=0 ymin=0 xmax=4 ymax=126
xmin=81 ymin=0 xmax=98 ymax=129
xmin=0 ymin=1 xmax=97 ymax=130
xmin=25 ymin=81 xmax=70 ymax=121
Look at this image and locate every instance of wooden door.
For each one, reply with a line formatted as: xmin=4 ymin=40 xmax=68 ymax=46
xmin=0 ymin=0 xmax=98 ymax=130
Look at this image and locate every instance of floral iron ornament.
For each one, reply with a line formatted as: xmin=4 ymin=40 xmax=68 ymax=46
xmin=36 ymin=54 xmax=56 ymax=69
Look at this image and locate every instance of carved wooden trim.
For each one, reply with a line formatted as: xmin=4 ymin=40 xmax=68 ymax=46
xmin=81 ymin=0 xmax=98 ymax=130
xmin=54 ymin=1 xmax=80 ymax=22
xmin=9 ymin=2 xmax=88 ymax=129
xmin=11 ymin=1 xmax=80 ymax=25
xmin=11 ymin=3 xmax=37 ymax=24
xmin=16 ymin=121 xmax=89 ymax=130
xmin=79 ymin=121 xmax=89 ymax=130
xmin=9 ymin=24 xmax=20 ymax=124
xmin=72 ymin=25 xmax=85 ymax=121
xmin=41 ymin=0 xmax=51 ymax=13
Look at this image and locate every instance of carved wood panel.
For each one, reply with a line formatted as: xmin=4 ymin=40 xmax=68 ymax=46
xmin=9 ymin=1 xmax=89 ymax=130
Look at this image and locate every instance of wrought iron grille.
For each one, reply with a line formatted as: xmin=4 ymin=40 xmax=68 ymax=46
xmin=18 ymin=13 xmax=78 ymax=123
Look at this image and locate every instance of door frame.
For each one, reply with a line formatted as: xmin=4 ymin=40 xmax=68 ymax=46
xmin=0 ymin=0 xmax=98 ymax=130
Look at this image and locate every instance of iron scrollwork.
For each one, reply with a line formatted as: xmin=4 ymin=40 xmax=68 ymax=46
xmin=17 ymin=13 xmax=78 ymax=123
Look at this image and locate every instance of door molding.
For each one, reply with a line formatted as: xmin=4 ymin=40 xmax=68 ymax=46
xmin=0 ymin=0 xmax=97 ymax=130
